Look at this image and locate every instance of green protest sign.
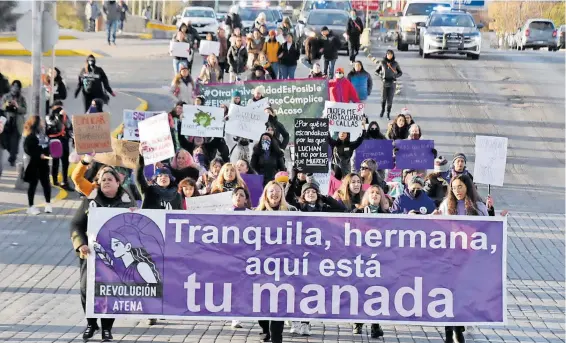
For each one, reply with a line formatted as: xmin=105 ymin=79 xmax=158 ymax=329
xmin=198 ymin=78 xmax=329 ymax=142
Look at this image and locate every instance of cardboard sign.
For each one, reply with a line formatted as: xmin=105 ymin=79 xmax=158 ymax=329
xmin=72 ymin=112 xmax=112 ymax=154
xmin=473 ymin=135 xmax=508 ymax=187
xmin=123 ymin=110 xmax=162 ymax=141
xmin=198 ymin=40 xmax=220 ymax=56
xmin=94 ymin=137 xmax=140 ymax=170
xmin=225 ymin=104 xmax=269 ymax=141
xmin=324 ymin=101 xmax=365 ymax=136
xmin=394 ymin=140 xmax=435 ymax=170
xmin=170 ymin=41 xmax=192 ymax=59
xmin=294 ymin=118 xmax=329 ymax=174
xmin=181 ymin=105 xmax=225 ymax=138
xmin=138 ymin=113 xmax=175 ymax=165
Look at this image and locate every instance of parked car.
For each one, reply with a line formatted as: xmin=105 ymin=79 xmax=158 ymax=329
xmin=178 ymin=6 xmax=219 ymax=39
xmin=269 ymin=6 xmax=284 ymax=24
xmin=297 ymin=9 xmax=349 ymax=53
xmin=397 ymin=0 xmax=451 ymax=51
xmin=514 ymin=19 xmax=559 ymax=51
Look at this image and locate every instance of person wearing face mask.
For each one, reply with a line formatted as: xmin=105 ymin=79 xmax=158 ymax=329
xmin=442 ymin=152 xmax=473 ymax=185
xmin=375 ymin=49 xmax=402 ymax=119
xmin=364 ymin=121 xmax=386 ymax=139
xmin=308 ymin=63 xmax=324 ymax=78
xmin=87 ymin=98 xmax=105 ymax=113
xmin=251 ymin=133 xmax=286 ymax=186
xmin=407 ymin=123 xmax=422 ymax=140
xmin=171 ymin=63 xmax=195 ymax=104
xmin=277 ymin=34 xmax=300 ymax=79
xmin=0 ymin=80 xmax=27 ymax=168
xmin=263 ymin=30 xmax=281 ymax=78
xmin=75 ymin=55 xmax=115 ymax=113
xmin=347 ymin=60 xmax=372 ymax=102
xmin=346 ymin=10 xmax=364 ymax=64
xmin=390 ymin=175 xmax=436 ymax=214
xmin=329 ymin=68 xmax=360 ymax=103
xmin=227 ymin=35 xmax=248 ymax=82
xmin=320 ymin=26 xmax=340 ymax=79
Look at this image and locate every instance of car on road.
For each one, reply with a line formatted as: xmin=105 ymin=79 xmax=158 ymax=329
xmin=418 ymin=9 xmax=483 ymax=60
xmin=178 ymin=6 xmax=219 ymax=39
xmin=297 ymin=9 xmax=349 ymax=54
xmin=228 ymin=5 xmax=279 ymax=35
xmin=296 ymin=0 xmax=352 ymax=38
xmin=397 ymin=0 xmax=451 ymax=51
xmin=514 ymin=19 xmax=559 ymax=51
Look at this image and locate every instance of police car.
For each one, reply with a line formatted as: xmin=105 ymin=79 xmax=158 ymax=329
xmin=418 ymin=9 xmax=484 ymax=60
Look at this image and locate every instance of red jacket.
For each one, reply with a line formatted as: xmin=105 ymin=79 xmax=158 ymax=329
xmin=329 ymin=78 xmax=360 ymax=103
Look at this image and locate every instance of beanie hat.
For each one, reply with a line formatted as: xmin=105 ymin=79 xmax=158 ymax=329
xmin=452 ymin=153 xmax=467 ymax=164
xmin=408 ymin=175 xmax=424 ymax=187
xmin=269 ymin=29 xmax=276 ymax=36
xmin=336 ymin=67 xmax=345 ymax=73
xmin=301 ymin=182 xmax=319 ymax=195
xmin=232 ymin=90 xmax=242 ymax=97
xmin=434 ymin=156 xmax=449 ymax=173
xmin=153 ymin=166 xmax=175 ymax=182
xmin=401 ymin=107 xmax=410 ymax=116
xmin=253 ymin=85 xmax=266 ymax=95
xmin=274 ymin=171 xmax=289 ymax=183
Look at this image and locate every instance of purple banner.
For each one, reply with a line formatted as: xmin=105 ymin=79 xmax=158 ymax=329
xmin=87 ymin=210 xmax=506 ymax=324
xmin=354 ymin=140 xmax=395 ymax=170
xmin=395 ymin=140 xmax=435 ymax=170
xmin=240 ymin=173 xmax=264 ymax=207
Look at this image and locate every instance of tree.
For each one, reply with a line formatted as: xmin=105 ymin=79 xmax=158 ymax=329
xmin=0 ymin=1 xmax=20 ymax=31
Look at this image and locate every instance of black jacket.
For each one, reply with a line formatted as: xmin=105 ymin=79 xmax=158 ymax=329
xmin=225 ymin=13 xmax=242 ymax=30
xmin=267 ymin=116 xmax=290 ymax=150
xmin=170 ymin=165 xmax=200 ymax=184
xmin=251 ymin=147 xmax=286 ymax=186
xmin=287 ymin=193 xmax=346 ymax=213
xmin=74 ymin=65 xmax=113 ymax=98
xmin=328 ymin=132 xmax=365 ymax=175
xmin=347 ymin=17 xmax=364 ymax=43
xmin=23 ymin=133 xmax=50 ymax=183
xmin=278 ymin=42 xmax=300 ymax=66
xmin=321 ymin=32 xmax=341 ymax=60
xmin=424 ymin=173 xmax=448 ymax=208
xmin=136 ymin=155 xmax=183 ymax=210
xmin=0 ymin=73 xmax=9 ymax=98
xmin=53 ymin=77 xmax=67 ymax=101
xmin=304 ymin=36 xmax=322 ymax=62
xmin=376 ymin=58 xmax=402 ymax=84
xmin=227 ymin=45 xmax=248 ymax=74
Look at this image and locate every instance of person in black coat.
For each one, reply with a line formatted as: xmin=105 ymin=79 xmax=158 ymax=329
xmin=44 ymin=67 xmax=67 ymax=115
xmin=250 ymin=132 xmax=286 ymax=186
xmin=135 ymin=154 xmax=183 ymax=211
xmin=74 ymin=55 xmax=115 ymax=112
xmin=265 ymin=107 xmax=289 ymax=150
xmin=375 ymin=50 xmax=402 ymax=119
xmin=22 ymin=116 xmax=52 ymax=215
xmin=346 ymin=10 xmax=364 ymax=63
xmin=46 ymin=101 xmax=73 ymax=189
xmin=277 ymin=34 xmax=300 ymax=79
xmin=320 ymin=26 xmax=341 ymax=78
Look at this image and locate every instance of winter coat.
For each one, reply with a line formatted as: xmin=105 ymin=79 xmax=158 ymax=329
xmin=171 ymin=76 xmax=195 ymax=104
xmin=304 ymin=36 xmax=322 ymax=62
xmin=267 ymin=116 xmax=290 ymax=150
xmin=23 ymin=133 xmax=50 ymax=183
xmin=390 ymin=188 xmax=436 ymax=214
xmin=278 ymin=42 xmax=300 ymax=66
xmin=376 ymin=58 xmax=402 ymax=86
xmin=46 ymin=110 xmax=72 ymax=139
xmin=424 ymin=173 xmax=448 ymax=207
xmin=290 ymin=195 xmax=346 ymax=213
xmin=199 ymin=64 xmax=222 ymax=84
xmin=347 ymin=69 xmax=373 ymax=101
xmin=442 ymin=168 xmax=474 ymax=185
xmin=70 ymin=187 xmax=136 ymax=258
xmin=263 ymin=39 xmax=281 ymax=63
xmin=347 ymin=17 xmax=364 ymax=45
xmin=74 ymin=66 xmax=113 ymax=99
xmin=321 ymin=32 xmax=341 ymax=60
xmin=229 ymin=138 xmax=252 ymax=164
xmin=328 ymin=132 xmax=365 ymax=175
xmin=0 ymin=92 xmax=27 ymax=134
xmin=329 ymin=78 xmax=360 ymax=103
xmin=386 ymin=123 xmax=409 ymax=140
xmin=227 ymin=45 xmax=248 ymax=74
xmin=225 ymin=13 xmax=242 ymax=31
xmin=103 ymin=1 xmax=121 ymax=22
xmin=135 ymin=155 xmax=183 ymax=210
xmin=251 ymin=147 xmax=286 ymax=186
xmin=438 ymin=199 xmax=489 ymax=217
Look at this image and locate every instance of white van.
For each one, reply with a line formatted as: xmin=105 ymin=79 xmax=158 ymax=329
xmin=397 ymin=0 xmax=451 ymax=51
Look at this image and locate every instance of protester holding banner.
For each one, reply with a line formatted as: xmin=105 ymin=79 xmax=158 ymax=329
xmin=329 ymin=68 xmax=360 ymax=103
xmin=251 ymin=133 xmax=286 ymax=186
xmin=136 ymin=155 xmax=183 ymax=212
xmin=443 ymin=152 xmax=474 ymax=184
xmin=333 ymin=173 xmax=364 ymax=210
xmin=171 ymin=64 xmax=195 ymax=104
xmin=390 ymin=175 xmax=436 ymax=214
xmin=328 ymin=129 xmax=365 ymax=175
xmin=347 ymin=61 xmax=373 ymax=102
xmin=277 ymin=34 xmax=300 ymax=79
xmin=210 ymin=162 xmax=248 ymax=193
xmin=198 ymin=54 xmax=223 ymax=84
xmin=263 ymin=30 xmax=281 ymax=79
xmin=386 ymin=114 xmax=409 ymax=140
xmin=70 ymin=166 xmax=135 ymax=341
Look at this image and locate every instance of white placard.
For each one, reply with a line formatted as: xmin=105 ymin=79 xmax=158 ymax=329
xmin=170 ymin=41 xmax=193 ymax=59
xmin=181 ymin=105 xmax=225 ymax=138
xmin=246 ymin=97 xmax=270 ymax=111
xmin=473 ymin=135 xmax=508 ymax=187
xmin=198 ymin=40 xmax=220 ymax=56
xmin=324 ymin=101 xmax=365 ymax=136
xmin=276 ymin=35 xmax=285 ymax=44
xmin=225 ymin=104 xmax=269 ymax=141
xmin=138 ymin=113 xmax=175 ymax=165
xmin=123 ymin=110 xmax=162 ymax=141
xmin=185 ymin=192 xmax=232 ymax=211
xmin=311 ymin=172 xmax=330 ymax=196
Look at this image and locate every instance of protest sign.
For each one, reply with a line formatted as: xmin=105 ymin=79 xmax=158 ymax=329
xmin=473 ymin=136 xmax=508 ymax=187
xmin=181 ymin=105 xmax=225 ymax=138
xmin=72 ymin=113 xmax=112 ymax=154
xmin=324 ymin=101 xmax=364 ymax=135
xmin=138 ymin=113 xmax=175 ymax=165
xmin=294 ymin=118 xmax=329 ymax=173
xmin=246 ymin=97 xmax=270 ymax=111
xmin=199 ymin=78 xmax=328 ymax=142
xmin=354 ymin=140 xmax=395 ymax=170
xmin=394 ymin=140 xmax=435 ymax=170
xmin=169 ymin=41 xmax=192 ymax=59
xmin=87 ymin=209 xmax=507 ymax=325
xmin=94 ymin=137 xmax=140 ymax=169
xmin=225 ymin=104 xmax=269 ymax=141
xmin=185 ymin=192 xmax=232 ymax=211
xmin=311 ymin=172 xmax=330 ymax=195
xmin=123 ymin=110 xmax=162 ymax=141
xmin=198 ymin=40 xmax=221 ymax=56
xmin=240 ymin=173 xmax=264 ymax=207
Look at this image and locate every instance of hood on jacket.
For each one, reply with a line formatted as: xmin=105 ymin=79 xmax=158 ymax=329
xmin=383 ymin=49 xmax=395 ymax=62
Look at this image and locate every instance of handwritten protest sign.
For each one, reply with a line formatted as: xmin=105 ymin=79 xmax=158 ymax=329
xmin=87 ymin=209 xmax=507 ymax=324
xmin=123 ymin=110 xmax=162 ymax=141
xmin=181 ymin=105 xmax=225 ymax=138
xmin=94 ymin=137 xmax=140 ymax=169
xmin=473 ymin=135 xmax=508 ymax=187
xmin=354 ymin=140 xmax=395 ymax=170
xmin=198 ymin=40 xmax=220 ymax=56
xmin=138 ymin=113 xmax=175 ymax=165
xmin=240 ymin=173 xmax=264 ymax=207
xmin=225 ymin=104 xmax=269 ymax=141
xmin=169 ymin=41 xmax=192 ymax=59
xmin=72 ymin=113 xmax=112 ymax=154
xmin=246 ymin=97 xmax=270 ymax=111
xmin=394 ymin=140 xmax=435 ymax=169
xmin=324 ymin=101 xmax=364 ymax=135
xmin=185 ymin=192 xmax=232 ymax=211
xmin=294 ymin=118 xmax=329 ymax=173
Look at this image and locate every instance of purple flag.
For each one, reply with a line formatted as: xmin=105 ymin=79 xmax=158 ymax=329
xmin=88 ymin=209 xmax=506 ymax=325
xmin=143 ymin=164 xmax=155 ymax=180
xmin=395 ymin=140 xmax=435 ymax=170
xmin=240 ymin=173 xmax=264 ymax=207
xmin=354 ymin=140 xmax=395 ymax=170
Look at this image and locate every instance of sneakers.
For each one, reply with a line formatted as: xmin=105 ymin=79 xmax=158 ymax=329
xmin=101 ymin=329 xmax=113 ymax=342
xmin=370 ymin=323 xmax=384 ymax=338
xmin=27 ymin=206 xmax=40 ymax=215
xmin=231 ymin=320 xmax=243 ymax=328
xmin=299 ymin=323 xmax=311 ymax=336
xmin=44 ymin=204 xmax=53 ymax=213
xmin=352 ymin=323 xmax=363 ymax=334
xmin=82 ymin=324 xmax=99 ymax=341
xmin=146 ymin=318 xmax=157 ymax=325
xmin=289 ymin=322 xmax=300 ymax=334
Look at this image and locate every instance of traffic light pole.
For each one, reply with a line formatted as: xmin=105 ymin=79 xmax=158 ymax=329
xmin=31 ymin=0 xmax=44 ymax=117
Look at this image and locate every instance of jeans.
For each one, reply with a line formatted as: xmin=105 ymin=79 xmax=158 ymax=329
xmin=87 ymin=18 xmax=96 ymax=32
xmin=80 ymin=258 xmax=115 ymax=329
xmin=270 ymin=62 xmax=280 ymax=79
xmin=106 ymin=20 xmax=118 ymax=43
xmin=119 ymin=19 xmax=125 ymax=31
xmin=172 ymin=58 xmax=185 ymax=75
xmin=279 ymin=65 xmax=296 ymax=79
xmin=323 ymin=58 xmax=337 ymax=79
xmin=348 ymin=41 xmax=360 ymax=62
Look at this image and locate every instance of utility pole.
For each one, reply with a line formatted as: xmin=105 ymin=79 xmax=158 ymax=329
xmin=31 ymin=0 xmax=44 ymax=117
xmin=50 ymin=1 xmax=57 ymax=106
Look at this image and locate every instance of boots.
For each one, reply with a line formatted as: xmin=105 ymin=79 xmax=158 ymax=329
xmin=445 ymin=326 xmax=466 ymax=343
xmin=445 ymin=327 xmax=454 ymax=343
xmin=386 ymin=105 xmax=392 ymax=120
xmin=370 ymin=323 xmax=384 ymax=338
xmin=352 ymin=323 xmax=363 ymax=334
xmin=380 ymin=101 xmax=386 ymax=118
xmin=454 ymin=326 xmax=465 ymax=343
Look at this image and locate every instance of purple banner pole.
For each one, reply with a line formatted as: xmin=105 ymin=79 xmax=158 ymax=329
xmin=87 ymin=209 xmax=507 ymax=325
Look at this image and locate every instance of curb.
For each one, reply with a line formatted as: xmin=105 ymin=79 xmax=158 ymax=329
xmin=0 ymin=35 xmax=78 ymax=43
xmin=0 ymin=49 xmax=102 ymax=57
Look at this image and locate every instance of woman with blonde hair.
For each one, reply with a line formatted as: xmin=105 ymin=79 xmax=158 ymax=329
xmin=198 ymin=54 xmax=223 ymax=84
xmin=354 ymin=185 xmax=389 ymax=214
xmin=333 ymin=173 xmax=364 ymax=211
xmin=210 ymin=162 xmax=248 ymax=194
